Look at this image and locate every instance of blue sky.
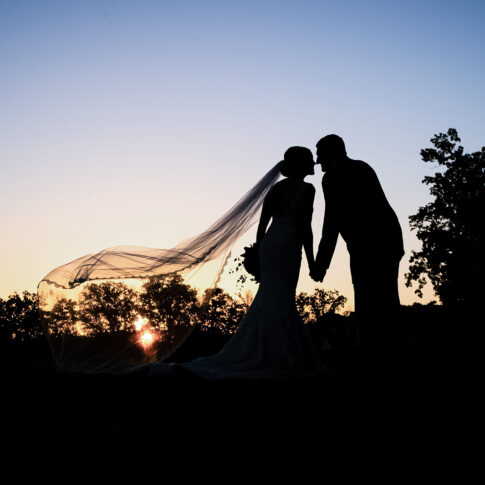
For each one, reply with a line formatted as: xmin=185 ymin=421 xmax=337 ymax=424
xmin=1 ymin=0 xmax=484 ymax=307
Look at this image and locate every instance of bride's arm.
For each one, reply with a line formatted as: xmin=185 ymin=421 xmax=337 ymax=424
xmin=256 ymin=192 xmax=272 ymax=245
xmin=299 ymin=185 xmax=316 ymax=268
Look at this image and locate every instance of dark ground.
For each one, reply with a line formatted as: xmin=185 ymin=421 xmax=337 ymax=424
xmin=2 ymin=343 xmax=483 ymax=461
xmin=2 ymin=306 xmax=484 ymax=462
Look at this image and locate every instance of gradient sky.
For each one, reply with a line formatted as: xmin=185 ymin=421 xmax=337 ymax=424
xmin=1 ymin=0 xmax=484 ymax=309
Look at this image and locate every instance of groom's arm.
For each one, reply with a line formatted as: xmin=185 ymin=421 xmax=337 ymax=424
xmin=314 ymin=205 xmax=339 ymax=279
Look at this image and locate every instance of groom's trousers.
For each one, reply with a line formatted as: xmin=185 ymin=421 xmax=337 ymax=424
xmin=350 ymin=254 xmax=402 ymax=353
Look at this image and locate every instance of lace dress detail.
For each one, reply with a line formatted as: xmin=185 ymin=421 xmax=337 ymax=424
xmin=149 ymin=182 xmax=326 ymax=379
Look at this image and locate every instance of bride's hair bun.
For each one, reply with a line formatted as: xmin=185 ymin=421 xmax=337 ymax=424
xmin=280 ymin=146 xmax=314 ymax=177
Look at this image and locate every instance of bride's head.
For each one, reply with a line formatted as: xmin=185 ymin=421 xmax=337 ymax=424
xmin=280 ymin=146 xmax=315 ymax=178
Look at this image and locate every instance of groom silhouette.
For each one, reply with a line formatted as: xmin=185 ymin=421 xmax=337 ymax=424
xmin=311 ymin=135 xmax=404 ymax=361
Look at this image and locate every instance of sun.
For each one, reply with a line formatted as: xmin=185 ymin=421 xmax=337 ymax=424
xmin=139 ymin=330 xmax=154 ymax=348
xmin=132 ymin=315 xmax=157 ymax=350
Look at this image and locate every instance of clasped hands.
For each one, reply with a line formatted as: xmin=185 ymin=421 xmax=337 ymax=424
xmin=309 ymin=262 xmax=326 ymax=283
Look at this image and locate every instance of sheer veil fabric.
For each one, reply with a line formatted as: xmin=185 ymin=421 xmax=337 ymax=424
xmin=40 ymin=162 xmax=283 ymax=290
xmin=38 ymin=162 xmax=284 ymax=374
xmin=150 ymin=180 xmax=327 ymax=379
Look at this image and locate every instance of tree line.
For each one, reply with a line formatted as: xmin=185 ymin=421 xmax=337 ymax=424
xmin=1 ymin=275 xmax=348 ymax=343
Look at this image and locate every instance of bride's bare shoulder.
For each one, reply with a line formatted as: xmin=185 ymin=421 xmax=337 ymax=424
xmin=270 ymin=179 xmax=290 ymax=193
xmin=272 ymin=179 xmax=314 ymax=194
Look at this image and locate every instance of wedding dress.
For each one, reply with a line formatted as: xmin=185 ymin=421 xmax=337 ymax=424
xmin=149 ymin=180 xmax=326 ymax=379
xmin=38 ymin=161 xmax=325 ymax=377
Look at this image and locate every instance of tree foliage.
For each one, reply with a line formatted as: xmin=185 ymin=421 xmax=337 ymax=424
xmin=78 ymin=281 xmax=140 ymax=335
xmin=296 ymin=288 xmax=347 ymax=324
xmin=198 ymin=287 xmax=247 ymax=335
xmin=0 ymin=291 xmax=41 ymax=341
xmin=140 ymin=274 xmax=199 ymax=331
xmin=1 ymin=275 xmax=349 ymax=356
xmin=406 ymin=128 xmax=485 ymax=309
xmin=48 ymin=297 xmax=78 ymax=337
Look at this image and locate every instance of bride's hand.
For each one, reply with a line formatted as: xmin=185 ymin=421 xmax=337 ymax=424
xmin=310 ymin=264 xmax=325 ymax=283
xmin=309 ymin=261 xmax=317 ymax=279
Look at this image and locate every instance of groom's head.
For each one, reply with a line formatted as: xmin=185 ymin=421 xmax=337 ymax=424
xmin=316 ymin=134 xmax=346 ymax=172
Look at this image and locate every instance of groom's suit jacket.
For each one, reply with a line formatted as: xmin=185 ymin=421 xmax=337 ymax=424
xmin=315 ymin=157 xmax=404 ymax=274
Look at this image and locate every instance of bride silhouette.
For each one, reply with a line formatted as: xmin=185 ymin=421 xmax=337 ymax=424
xmin=150 ymin=146 xmax=325 ymax=378
xmin=38 ymin=147 xmax=325 ymax=378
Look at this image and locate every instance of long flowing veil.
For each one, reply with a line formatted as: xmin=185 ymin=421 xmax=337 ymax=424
xmin=38 ymin=161 xmax=283 ymax=374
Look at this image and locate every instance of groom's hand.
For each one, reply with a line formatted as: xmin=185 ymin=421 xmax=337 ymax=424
xmin=310 ymin=265 xmax=326 ymax=283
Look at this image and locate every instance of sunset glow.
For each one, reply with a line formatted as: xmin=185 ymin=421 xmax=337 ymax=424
xmin=132 ymin=315 xmax=156 ymax=350
xmin=1 ymin=1 xmax=484 ymax=310
xmin=134 ymin=315 xmax=148 ymax=332
xmin=74 ymin=322 xmax=87 ymax=337
xmin=139 ymin=330 xmax=154 ymax=348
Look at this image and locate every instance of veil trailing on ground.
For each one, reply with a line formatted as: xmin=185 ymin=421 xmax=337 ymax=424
xmin=38 ymin=161 xmax=283 ymax=374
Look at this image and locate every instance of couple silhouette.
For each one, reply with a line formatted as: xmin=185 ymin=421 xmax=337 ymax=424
xmin=148 ymin=134 xmax=404 ymax=378
xmin=39 ymin=134 xmax=404 ymax=377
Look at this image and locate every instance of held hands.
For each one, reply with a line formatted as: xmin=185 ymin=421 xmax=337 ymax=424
xmin=309 ymin=262 xmax=326 ymax=283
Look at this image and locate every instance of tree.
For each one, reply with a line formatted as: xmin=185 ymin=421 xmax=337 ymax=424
xmin=0 ymin=291 xmax=41 ymax=342
xmin=46 ymin=297 xmax=78 ymax=336
xmin=139 ymin=274 xmax=199 ymax=332
xmin=198 ymin=287 xmax=246 ymax=335
xmin=77 ymin=281 xmax=140 ymax=334
xmin=296 ymin=288 xmax=347 ymax=324
xmin=295 ymin=288 xmax=351 ymax=354
xmin=406 ymin=129 xmax=485 ymax=310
